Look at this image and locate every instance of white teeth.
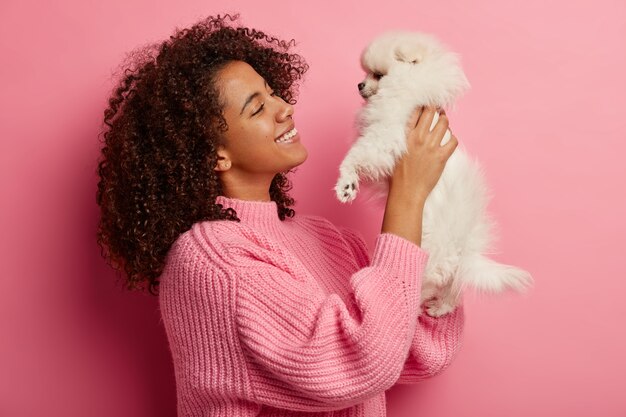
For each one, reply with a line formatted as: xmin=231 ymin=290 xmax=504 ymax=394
xmin=275 ymin=127 xmax=297 ymax=143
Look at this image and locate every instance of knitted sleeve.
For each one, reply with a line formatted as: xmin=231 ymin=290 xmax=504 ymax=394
xmin=233 ymin=232 xmax=429 ymax=412
xmin=395 ymin=302 xmax=465 ymax=383
xmin=338 ymin=226 xmax=466 ymax=384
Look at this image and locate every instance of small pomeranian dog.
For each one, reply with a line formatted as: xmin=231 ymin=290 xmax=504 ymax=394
xmin=335 ymin=31 xmax=533 ymax=317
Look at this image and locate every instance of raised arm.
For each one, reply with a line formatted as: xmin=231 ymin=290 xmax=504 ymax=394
xmin=234 ymin=232 xmax=428 ymax=412
xmin=339 ymin=226 xmax=466 ymax=384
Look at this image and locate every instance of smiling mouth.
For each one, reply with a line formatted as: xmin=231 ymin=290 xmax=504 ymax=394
xmin=275 ymin=127 xmax=298 ymax=143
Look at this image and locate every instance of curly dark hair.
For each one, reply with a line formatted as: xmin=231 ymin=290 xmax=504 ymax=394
xmin=96 ymin=13 xmax=309 ymax=295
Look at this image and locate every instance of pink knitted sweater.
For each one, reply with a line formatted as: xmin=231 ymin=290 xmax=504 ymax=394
xmin=158 ymin=195 xmax=465 ymax=417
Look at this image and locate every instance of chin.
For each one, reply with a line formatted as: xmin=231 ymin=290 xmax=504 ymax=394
xmin=335 ymin=31 xmax=534 ymax=317
xmin=284 ymin=146 xmax=308 ymax=172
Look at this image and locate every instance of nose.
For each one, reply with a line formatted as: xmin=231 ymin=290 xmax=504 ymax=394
xmin=277 ymin=99 xmax=294 ymax=121
xmin=358 ymin=82 xmax=365 ymax=91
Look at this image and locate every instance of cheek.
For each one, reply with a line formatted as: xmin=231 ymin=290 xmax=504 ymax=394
xmin=230 ymin=127 xmax=275 ymax=156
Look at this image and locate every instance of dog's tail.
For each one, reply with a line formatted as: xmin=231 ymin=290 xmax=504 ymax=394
xmin=457 ymin=254 xmax=534 ymax=296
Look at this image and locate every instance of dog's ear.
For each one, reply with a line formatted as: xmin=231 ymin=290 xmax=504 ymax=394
xmin=394 ymin=44 xmax=423 ymax=64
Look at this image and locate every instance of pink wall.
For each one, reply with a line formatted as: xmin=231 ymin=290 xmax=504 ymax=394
xmin=1 ymin=0 xmax=625 ymax=416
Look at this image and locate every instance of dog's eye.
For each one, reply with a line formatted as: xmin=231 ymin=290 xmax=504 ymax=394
xmin=373 ymin=72 xmax=383 ymax=80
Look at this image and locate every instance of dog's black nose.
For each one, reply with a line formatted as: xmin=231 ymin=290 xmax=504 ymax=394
xmin=358 ymin=82 xmax=365 ymax=91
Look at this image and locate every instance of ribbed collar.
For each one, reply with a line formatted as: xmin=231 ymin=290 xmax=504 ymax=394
xmin=214 ymin=195 xmax=284 ymax=228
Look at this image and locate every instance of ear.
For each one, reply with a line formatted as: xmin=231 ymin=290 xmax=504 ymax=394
xmin=394 ymin=44 xmax=423 ymax=64
xmin=213 ymin=146 xmax=232 ymax=172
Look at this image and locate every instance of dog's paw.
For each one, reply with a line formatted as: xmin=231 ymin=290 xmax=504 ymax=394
xmin=335 ymin=172 xmax=360 ymax=203
xmin=422 ymin=297 xmax=456 ymax=318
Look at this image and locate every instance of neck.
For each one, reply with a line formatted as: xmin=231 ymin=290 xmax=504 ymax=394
xmin=218 ymin=171 xmax=274 ymax=201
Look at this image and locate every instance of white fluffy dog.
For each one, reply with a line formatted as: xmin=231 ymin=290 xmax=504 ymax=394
xmin=335 ymin=31 xmax=533 ymax=317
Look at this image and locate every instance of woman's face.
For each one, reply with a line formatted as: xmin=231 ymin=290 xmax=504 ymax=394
xmin=214 ymin=60 xmax=308 ymax=177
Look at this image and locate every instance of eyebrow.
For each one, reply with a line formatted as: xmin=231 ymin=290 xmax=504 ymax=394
xmin=240 ymin=79 xmax=268 ymax=115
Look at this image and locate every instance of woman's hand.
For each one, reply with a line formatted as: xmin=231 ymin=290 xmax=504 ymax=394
xmin=381 ymin=106 xmax=458 ymax=247
xmin=389 ymin=106 xmax=458 ymax=201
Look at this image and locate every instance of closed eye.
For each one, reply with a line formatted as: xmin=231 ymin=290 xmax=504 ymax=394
xmin=252 ymin=90 xmax=279 ymax=116
xmin=252 ymin=103 xmax=264 ymax=116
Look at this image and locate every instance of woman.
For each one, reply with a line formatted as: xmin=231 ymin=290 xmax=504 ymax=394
xmin=96 ymin=13 xmax=464 ymax=417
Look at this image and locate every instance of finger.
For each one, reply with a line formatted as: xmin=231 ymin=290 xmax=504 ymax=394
xmin=441 ymin=133 xmax=458 ymax=154
xmin=429 ymin=113 xmax=450 ymax=145
xmin=415 ymin=105 xmax=438 ymax=138
xmin=407 ymin=106 xmax=423 ymax=130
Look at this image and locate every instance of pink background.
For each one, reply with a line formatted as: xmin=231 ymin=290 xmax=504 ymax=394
xmin=1 ymin=0 xmax=625 ymax=416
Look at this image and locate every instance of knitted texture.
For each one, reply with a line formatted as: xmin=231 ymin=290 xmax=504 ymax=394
xmin=158 ymin=195 xmax=465 ymax=417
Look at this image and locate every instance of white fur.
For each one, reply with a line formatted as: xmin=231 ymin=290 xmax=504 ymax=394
xmin=335 ymin=31 xmax=534 ymax=317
